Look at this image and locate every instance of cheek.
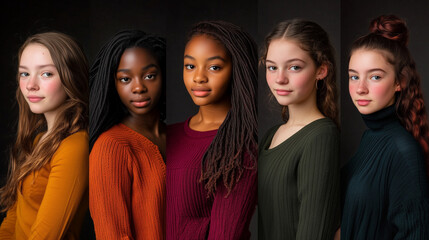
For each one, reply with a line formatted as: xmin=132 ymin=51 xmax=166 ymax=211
xmin=348 ymin=82 xmax=357 ymax=96
xmin=183 ymin=72 xmax=192 ymax=90
xmin=19 ymin=80 xmax=26 ymax=93
xmin=293 ymin=73 xmax=314 ymax=92
xmin=43 ymin=80 xmax=64 ymax=95
xmin=371 ymin=83 xmax=395 ymax=101
xmin=266 ymin=72 xmax=276 ymax=87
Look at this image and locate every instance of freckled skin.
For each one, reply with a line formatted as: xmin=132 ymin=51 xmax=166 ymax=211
xmin=348 ymin=49 xmax=400 ymax=115
xmin=19 ymin=44 xmax=67 ymax=119
xmin=265 ymin=39 xmax=326 ymax=107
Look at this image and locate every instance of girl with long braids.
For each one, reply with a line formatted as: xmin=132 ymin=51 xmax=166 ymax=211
xmin=89 ymin=30 xmax=166 ymax=239
xmin=258 ymin=20 xmax=340 ymax=239
xmin=0 ymin=32 xmax=89 ymax=239
xmin=166 ymin=21 xmax=257 ymax=239
xmin=341 ymin=15 xmax=429 ymax=239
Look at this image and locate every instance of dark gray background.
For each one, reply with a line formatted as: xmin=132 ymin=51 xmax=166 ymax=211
xmin=340 ymin=0 xmax=429 ymax=163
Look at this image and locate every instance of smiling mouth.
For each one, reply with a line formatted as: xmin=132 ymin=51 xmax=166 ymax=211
xmin=131 ymin=99 xmax=151 ymax=108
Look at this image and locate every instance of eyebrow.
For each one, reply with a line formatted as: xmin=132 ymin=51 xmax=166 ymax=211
xmin=117 ymin=63 xmax=158 ymax=73
xmin=348 ymin=68 xmax=387 ymax=73
xmin=184 ymin=55 xmax=226 ymax=62
xmin=19 ymin=64 xmax=56 ymax=69
xmin=265 ymin=58 xmax=305 ymax=64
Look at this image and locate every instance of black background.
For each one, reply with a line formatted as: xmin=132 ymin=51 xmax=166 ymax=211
xmin=0 ymin=0 xmax=428 ymax=239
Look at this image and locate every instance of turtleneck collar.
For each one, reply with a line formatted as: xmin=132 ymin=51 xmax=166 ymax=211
xmin=361 ymin=104 xmax=399 ymax=130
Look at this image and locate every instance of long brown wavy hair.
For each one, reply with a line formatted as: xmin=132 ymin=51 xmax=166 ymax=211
xmin=0 ymin=32 xmax=89 ymax=212
xmin=260 ymin=19 xmax=339 ymax=126
xmin=351 ymin=15 xmax=429 ymax=175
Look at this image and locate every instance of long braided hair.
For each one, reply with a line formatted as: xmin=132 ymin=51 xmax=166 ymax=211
xmin=351 ymin=15 xmax=429 ymax=175
xmin=188 ymin=21 xmax=258 ymax=196
xmin=89 ymin=30 xmax=166 ymax=150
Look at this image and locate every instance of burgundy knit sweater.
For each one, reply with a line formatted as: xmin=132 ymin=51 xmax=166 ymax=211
xmin=166 ymin=119 xmax=257 ymax=240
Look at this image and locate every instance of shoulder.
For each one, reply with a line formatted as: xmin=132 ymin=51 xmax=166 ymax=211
xmin=389 ymin=126 xmax=425 ymax=169
xmin=57 ymin=130 xmax=88 ymax=153
xmin=92 ymin=124 xmax=133 ymax=151
xmin=304 ymin=118 xmax=339 ymax=142
xmin=51 ymin=130 xmax=89 ymax=166
xmin=260 ymin=124 xmax=282 ymax=144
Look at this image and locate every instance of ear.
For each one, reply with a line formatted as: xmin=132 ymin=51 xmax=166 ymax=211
xmin=316 ymin=64 xmax=328 ymax=80
xmin=395 ymin=83 xmax=401 ymax=92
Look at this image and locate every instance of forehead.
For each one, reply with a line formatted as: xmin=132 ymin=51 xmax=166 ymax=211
xmin=118 ymin=47 xmax=157 ymax=67
xmin=20 ymin=43 xmax=53 ymax=65
xmin=267 ymin=39 xmax=311 ymax=61
xmin=184 ymin=35 xmax=229 ymax=58
xmin=349 ymin=49 xmax=394 ymax=69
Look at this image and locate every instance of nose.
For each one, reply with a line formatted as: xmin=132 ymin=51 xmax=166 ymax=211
xmin=275 ymin=69 xmax=288 ymax=84
xmin=193 ymin=68 xmax=208 ymax=84
xmin=132 ymin=78 xmax=147 ymax=94
xmin=356 ymin=79 xmax=368 ymax=95
xmin=26 ymin=75 xmax=39 ymax=91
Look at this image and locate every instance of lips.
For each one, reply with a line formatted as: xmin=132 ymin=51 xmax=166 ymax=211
xmin=27 ymin=95 xmax=44 ymax=103
xmin=191 ymin=86 xmax=211 ymax=97
xmin=275 ymin=89 xmax=293 ymax=96
xmin=131 ymin=98 xmax=151 ymax=108
xmin=357 ymin=99 xmax=371 ymax=106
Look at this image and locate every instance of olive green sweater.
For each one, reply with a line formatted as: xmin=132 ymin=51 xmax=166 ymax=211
xmin=258 ymin=118 xmax=340 ymax=240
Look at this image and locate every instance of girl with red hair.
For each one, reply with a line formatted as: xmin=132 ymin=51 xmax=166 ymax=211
xmin=341 ymin=15 xmax=429 ymax=239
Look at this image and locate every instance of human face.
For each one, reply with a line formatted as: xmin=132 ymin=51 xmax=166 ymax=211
xmin=183 ymin=35 xmax=232 ymax=107
xmin=19 ymin=44 xmax=67 ymax=120
xmin=265 ymin=39 xmax=327 ymax=107
xmin=115 ymin=47 xmax=162 ymax=117
xmin=348 ymin=49 xmax=400 ymax=115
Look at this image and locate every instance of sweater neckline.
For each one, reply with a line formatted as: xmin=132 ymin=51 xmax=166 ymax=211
xmin=263 ymin=118 xmax=330 ymax=152
xmin=183 ymin=117 xmax=218 ymax=138
xmin=361 ymin=104 xmax=399 ymax=130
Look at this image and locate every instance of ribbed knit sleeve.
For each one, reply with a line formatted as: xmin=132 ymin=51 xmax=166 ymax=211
xmin=90 ymin=124 xmax=165 ymax=240
xmin=208 ymin=155 xmax=257 ymax=240
xmin=388 ymin=141 xmax=429 ymax=239
xmin=89 ymin=133 xmax=134 ymax=239
xmin=341 ymin=105 xmax=429 ymax=239
xmin=297 ymin=131 xmax=340 ymax=239
xmin=258 ymin=118 xmax=340 ymax=239
xmin=167 ymin=119 xmax=257 ymax=239
xmin=0 ymin=202 xmax=17 ymax=239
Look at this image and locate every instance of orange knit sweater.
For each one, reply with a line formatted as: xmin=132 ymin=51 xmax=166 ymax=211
xmin=89 ymin=123 xmax=166 ymax=240
xmin=0 ymin=131 xmax=89 ymax=240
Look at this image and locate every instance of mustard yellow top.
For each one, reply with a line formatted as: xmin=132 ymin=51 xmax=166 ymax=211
xmin=0 ymin=131 xmax=89 ymax=240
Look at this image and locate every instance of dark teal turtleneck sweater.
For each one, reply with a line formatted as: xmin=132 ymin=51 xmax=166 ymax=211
xmin=341 ymin=105 xmax=429 ymax=239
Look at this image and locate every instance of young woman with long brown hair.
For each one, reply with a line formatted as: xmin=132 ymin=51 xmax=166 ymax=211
xmin=258 ymin=19 xmax=340 ymax=239
xmin=341 ymin=15 xmax=429 ymax=239
xmin=0 ymin=32 xmax=89 ymax=239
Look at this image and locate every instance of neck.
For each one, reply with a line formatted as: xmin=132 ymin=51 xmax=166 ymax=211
xmin=43 ymin=112 xmax=57 ymax=135
xmin=122 ymin=110 xmax=163 ymax=137
xmin=287 ymin=92 xmax=323 ymax=126
xmin=192 ymin=100 xmax=231 ymax=130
